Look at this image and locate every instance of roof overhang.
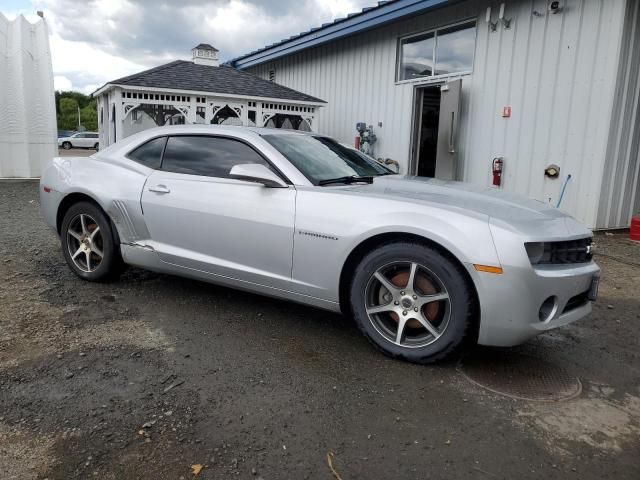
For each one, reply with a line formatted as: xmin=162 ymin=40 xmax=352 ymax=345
xmin=92 ymin=83 xmax=325 ymax=107
xmin=229 ymin=0 xmax=452 ymax=70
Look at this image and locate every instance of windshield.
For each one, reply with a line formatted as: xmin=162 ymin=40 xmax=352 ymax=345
xmin=263 ymin=134 xmax=393 ymax=185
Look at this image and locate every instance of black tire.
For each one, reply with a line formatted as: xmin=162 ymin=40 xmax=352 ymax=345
xmin=93 ymin=143 xmax=99 ymax=150
xmin=349 ymin=241 xmax=476 ymax=364
xmin=62 ymin=141 xmax=72 ymax=150
xmin=60 ymin=201 xmax=123 ymax=282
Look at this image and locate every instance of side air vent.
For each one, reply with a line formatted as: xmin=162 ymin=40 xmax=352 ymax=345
xmin=110 ymin=200 xmax=139 ymax=241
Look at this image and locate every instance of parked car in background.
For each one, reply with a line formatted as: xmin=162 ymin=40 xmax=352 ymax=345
xmin=58 ymin=132 xmax=99 ymax=150
xmin=40 ymin=125 xmax=600 ymax=363
xmin=57 ymin=130 xmax=76 ymax=139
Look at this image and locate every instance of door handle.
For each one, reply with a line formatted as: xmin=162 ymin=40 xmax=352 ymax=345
xmin=148 ymin=184 xmax=170 ymax=194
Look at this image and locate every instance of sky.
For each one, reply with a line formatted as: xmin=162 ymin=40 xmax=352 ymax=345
xmin=1 ymin=0 xmax=374 ymax=94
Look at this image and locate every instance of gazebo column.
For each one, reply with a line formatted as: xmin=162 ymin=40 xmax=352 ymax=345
xmin=188 ymin=96 xmax=197 ymax=124
xmin=240 ymin=102 xmax=249 ymax=125
xmin=205 ymin=98 xmax=214 ymax=124
xmin=113 ymin=87 xmax=123 ymax=142
xmin=98 ymin=94 xmax=109 ymax=147
xmin=256 ymin=103 xmax=264 ymax=127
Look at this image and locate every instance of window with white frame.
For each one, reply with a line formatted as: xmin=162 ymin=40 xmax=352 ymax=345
xmin=398 ymin=21 xmax=477 ymax=81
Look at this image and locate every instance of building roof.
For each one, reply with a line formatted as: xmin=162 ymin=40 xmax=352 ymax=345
xmin=228 ymin=0 xmax=453 ymax=69
xmin=94 ymin=60 xmax=325 ymax=103
xmin=192 ymin=43 xmax=219 ymax=52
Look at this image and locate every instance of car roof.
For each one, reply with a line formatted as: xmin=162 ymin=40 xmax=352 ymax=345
xmin=95 ymin=125 xmax=324 ymax=158
xmin=173 ymin=124 xmax=314 ymax=136
xmin=129 ymin=124 xmax=320 ymax=139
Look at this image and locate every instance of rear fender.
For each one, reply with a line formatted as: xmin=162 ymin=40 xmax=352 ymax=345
xmin=41 ymin=156 xmax=152 ymax=245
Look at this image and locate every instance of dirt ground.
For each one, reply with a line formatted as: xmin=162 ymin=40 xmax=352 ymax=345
xmin=0 ymin=179 xmax=639 ymax=479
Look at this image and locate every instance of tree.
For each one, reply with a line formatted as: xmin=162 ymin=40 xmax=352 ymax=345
xmin=57 ymin=97 xmax=80 ymax=130
xmin=55 ymin=91 xmax=98 ymax=131
xmin=80 ymin=100 xmax=98 ymax=131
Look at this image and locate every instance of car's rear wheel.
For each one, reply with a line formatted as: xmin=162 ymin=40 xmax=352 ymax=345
xmin=60 ymin=201 xmax=122 ymax=282
xmin=93 ymin=143 xmax=99 ymax=150
xmin=349 ymin=242 xmax=475 ymax=363
xmin=62 ymin=141 xmax=72 ymax=150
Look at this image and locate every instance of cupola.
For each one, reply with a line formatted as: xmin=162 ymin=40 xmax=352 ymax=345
xmin=192 ymin=43 xmax=219 ymax=66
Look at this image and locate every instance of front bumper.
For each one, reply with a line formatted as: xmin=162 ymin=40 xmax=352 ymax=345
xmin=470 ymin=261 xmax=600 ymax=346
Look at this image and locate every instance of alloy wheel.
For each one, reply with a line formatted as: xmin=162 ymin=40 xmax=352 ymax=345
xmin=66 ymin=213 xmax=104 ymax=273
xmin=364 ymin=261 xmax=451 ymax=348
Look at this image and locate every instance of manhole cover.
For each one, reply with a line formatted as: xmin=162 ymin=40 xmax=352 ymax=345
xmin=459 ymin=351 xmax=582 ymax=402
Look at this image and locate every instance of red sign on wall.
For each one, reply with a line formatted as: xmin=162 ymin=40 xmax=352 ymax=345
xmin=502 ymin=106 xmax=512 ymax=118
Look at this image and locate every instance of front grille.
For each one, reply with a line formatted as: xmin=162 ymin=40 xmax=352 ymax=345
xmin=538 ymin=238 xmax=593 ymax=265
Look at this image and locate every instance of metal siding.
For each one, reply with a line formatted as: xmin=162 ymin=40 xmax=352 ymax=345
xmin=232 ymin=0 xmax=452 ymax=69
xmin=597 ymin=0 xmax=640 ymax=228
xmin=246 ymin=0 xmax=627 ymax=228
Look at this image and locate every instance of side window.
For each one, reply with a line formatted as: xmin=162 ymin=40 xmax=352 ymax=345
xmin=161 ymin=136 xmax=271 ymax=178
xmin=89 ymin=133 xmax=99 ymax=138
xmin=397 ymin=21 xmax=476 ymax=81
xmin=127 ymin=136 xmax=167 ymax=169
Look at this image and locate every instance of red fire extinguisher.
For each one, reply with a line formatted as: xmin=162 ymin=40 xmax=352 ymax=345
xmin=492 ymin=157 xmax=504 ymax=187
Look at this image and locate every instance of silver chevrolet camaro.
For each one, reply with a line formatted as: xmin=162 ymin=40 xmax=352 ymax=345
xmin=40 ymin=125 xmax=600 ymax=363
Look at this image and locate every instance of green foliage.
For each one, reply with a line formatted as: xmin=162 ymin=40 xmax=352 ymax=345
xmin=57 ymin=97 xmax=79 ymax=131
xmin=55 ymin=91 xmax=98 ymax=132
xmin=59 ymin=97 xmax=78 ymax=115
xmin=80 ymin=103 xmax=98 ymax=131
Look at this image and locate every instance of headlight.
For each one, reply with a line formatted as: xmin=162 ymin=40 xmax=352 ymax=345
xmin=524 ymin=242 xmax=550 ymax=265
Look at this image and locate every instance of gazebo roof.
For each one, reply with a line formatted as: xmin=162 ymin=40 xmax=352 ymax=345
xmin=94 ymin=60 xmax=325 ymax=104
xmin=192 ymin=43 xmax=219 ymax=52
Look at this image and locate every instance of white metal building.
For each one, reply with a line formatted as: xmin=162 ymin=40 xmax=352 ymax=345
xmin=94 ymin=44 xmax=325 ymax=149
xmin=0 ymin=13 xmax=57 ymax=177
xmin=229 ymin=0 xmax=640 ymax=229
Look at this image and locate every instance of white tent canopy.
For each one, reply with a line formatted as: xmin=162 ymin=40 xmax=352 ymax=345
xmin=0 ymin=13 xmax=57 ymax=178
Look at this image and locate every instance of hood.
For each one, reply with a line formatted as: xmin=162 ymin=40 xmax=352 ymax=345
xmin=343 ymin=175 xmax=591 ymax=239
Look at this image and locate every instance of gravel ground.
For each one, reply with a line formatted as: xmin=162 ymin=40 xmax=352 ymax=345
xmin=1 ymin=179 xmax=639 ymax=479
xmin=56 ymin=148 xmax=95 ymax=158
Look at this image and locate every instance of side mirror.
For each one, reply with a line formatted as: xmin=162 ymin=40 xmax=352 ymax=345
xmin=229 ymin=163 xmax=288 ymax=188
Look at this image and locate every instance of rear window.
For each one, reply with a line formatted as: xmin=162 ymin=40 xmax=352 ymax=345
xmin=127 ymin=136 xmax=167 ymax=169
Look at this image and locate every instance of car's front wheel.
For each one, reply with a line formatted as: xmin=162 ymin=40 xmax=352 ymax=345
xmin=60 ymin=201 xmax=122 ymax=282
xmin=62 ymin=141 xmax=72 ymax=150
xmin=349 ymin=242 xmax=476 ymax=363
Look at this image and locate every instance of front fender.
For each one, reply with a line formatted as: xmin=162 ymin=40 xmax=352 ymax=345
xmin=339 ymin=212 xmax=499 ymax=269
xmin=291 ymin=188 xmax=500 ymax=303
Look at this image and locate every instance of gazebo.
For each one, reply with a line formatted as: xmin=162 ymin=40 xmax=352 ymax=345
xmin=93 ymin=44 xmax=325 ymax=148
